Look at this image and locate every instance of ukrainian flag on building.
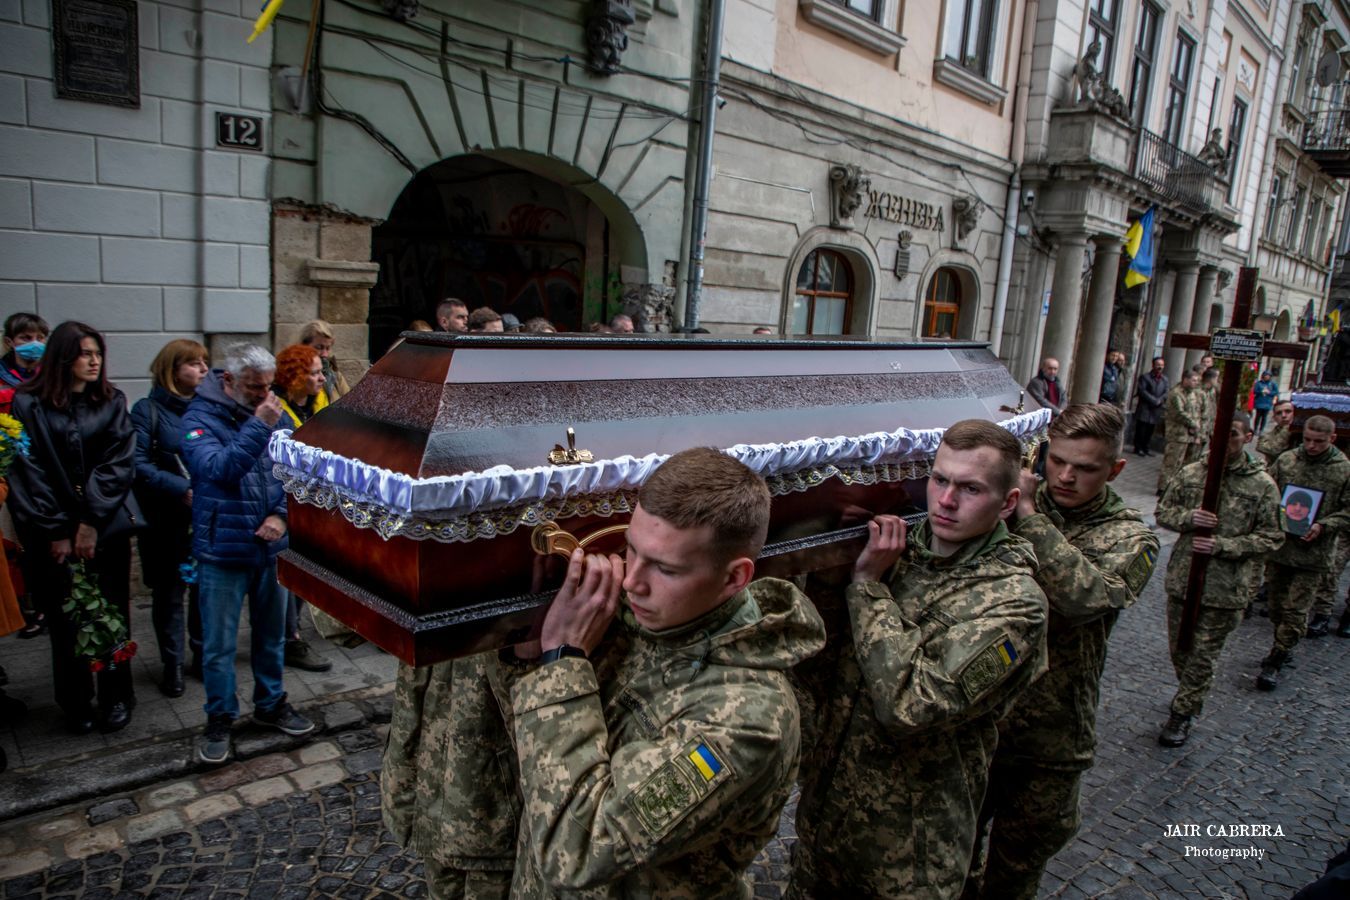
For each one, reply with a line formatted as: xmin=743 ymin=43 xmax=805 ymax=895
xmin=1124 ymin=206 xmax=1156 ymax=288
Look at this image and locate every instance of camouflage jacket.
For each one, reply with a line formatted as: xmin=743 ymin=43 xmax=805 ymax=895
xmin=1164 ymin=385 xmax=1201 ymax=443
xmin=1197 ymin=386 xmax=1217 ymax=444
xmin=380 ymin=654 xmax=520 ymax=871
xmin=1256 ymin=424 xmax=1292 ymax=463
xmin=500 ymin=578 xmax=826 ymax=899
xmin=997 ymin=484 xmax=1159 ymax=769
xmin=792 ymin=520 xmax=1047 ymax=898
xmin=1268 ymin=444 xmax=1350 ymax=571
xmin=1156 ymin=449 xmax=1282 ymax=608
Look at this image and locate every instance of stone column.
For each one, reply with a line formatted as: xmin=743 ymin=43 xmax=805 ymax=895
xmin=1163 ymin=262 xmax=1200 ymax=381
xmin=1041 ymin=232 xmax=1090 ymax=388
xmin=1185 ymin=266 xmax=1220 ymax=369
xmin=1071 ymin=236 xmax=1124 ymax=403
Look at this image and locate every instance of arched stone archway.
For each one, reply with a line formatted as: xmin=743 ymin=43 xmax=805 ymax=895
xmin=366 ymin=153 xmax=649 ymax=355
xmin=1275 ymin=309 xmax=1292 ymax=342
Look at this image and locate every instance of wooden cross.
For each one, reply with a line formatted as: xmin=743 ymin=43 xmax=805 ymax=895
xmin=1166 ymin=267 xmax=1310 ymax=652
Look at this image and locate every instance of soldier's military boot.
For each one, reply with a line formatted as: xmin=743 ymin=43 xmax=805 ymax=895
xmin=1337 ymin=609 xmax=1350 ymax=638
xmin=1256 ymin=650 xmax=1288 ymax=691
xmin=1158 ymin=713 xmax=1192 ymax=747
xmin=1306 ymin=614 xmax=1331 ymax=638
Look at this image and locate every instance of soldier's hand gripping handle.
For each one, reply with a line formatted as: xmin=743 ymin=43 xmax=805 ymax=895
xmin=853 ymin=515 xmax=906 ymax=584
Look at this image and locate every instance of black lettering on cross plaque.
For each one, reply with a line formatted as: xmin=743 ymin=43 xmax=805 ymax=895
xmin=52 ymin=0 xmax=140 ymax=108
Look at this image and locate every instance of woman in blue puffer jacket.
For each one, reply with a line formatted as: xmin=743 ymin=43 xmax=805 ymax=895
xmin=130 ymin=339 xmax=209 ymax=698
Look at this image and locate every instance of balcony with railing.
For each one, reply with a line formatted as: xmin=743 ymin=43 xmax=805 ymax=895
xmin=1302 ymin=107 xmax=1350 ymax=177
xmin=1132 ymin=128 xmax=1214 ymax=212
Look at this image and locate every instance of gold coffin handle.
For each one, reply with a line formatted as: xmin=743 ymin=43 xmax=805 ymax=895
xmin=531 ymin=522 xmax=630 ymax=560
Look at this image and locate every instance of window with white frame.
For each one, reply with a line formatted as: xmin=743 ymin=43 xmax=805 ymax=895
xmin=1303 ymin=198 xmax=1323 ymax=258
xmin=1286 ymin=185 xmax=1306 ymax=249
xmin=1087 ymin=0 xmax=1122 ymax=83
xmin=1264 ymin=172 xmax=1284 ymax=241
xmin=1128 ymin=2 xmax=1163 ymax=125
xmin=827 ymin=0 xmax=881 ymax=21
xmin=944 ymin=0 xmax=1000 ymax=79
xmin=1162 ymin=31 xmax=1196 ymax=147
xmin=1288 ymin=28 xmax=1311 ymax=108
xmin=1226 ymin=98 xmax=1247 ymax=204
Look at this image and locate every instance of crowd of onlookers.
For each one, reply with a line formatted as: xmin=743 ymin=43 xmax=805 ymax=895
xmin=0 ymin=312 xmax=354 ymax=770
xmin=0 ymin=299 xmax=783 ymax=771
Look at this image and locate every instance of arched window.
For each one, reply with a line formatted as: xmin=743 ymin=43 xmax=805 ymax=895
xmin=923 ymin=267 xmax=963 ymax=338
xmin=792 ymin=249 xmax=854 ymax=335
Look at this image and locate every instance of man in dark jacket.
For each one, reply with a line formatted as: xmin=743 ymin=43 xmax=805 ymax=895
xmin=1026 ymin=358 xmax=1066 ymax=415
xmin=1132 ymin=356 xmax=1169 ymax=456
xmin=181 ymin=344 xmax=314 ymax=765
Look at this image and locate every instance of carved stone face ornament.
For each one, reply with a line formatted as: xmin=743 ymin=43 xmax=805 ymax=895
xmin=828 ymin=164 xmax=871 ymax=230
xmin=952 ymin=195 xmax=984 ymax=246
xmin=586 ymin=0 xmax=636 ymax=76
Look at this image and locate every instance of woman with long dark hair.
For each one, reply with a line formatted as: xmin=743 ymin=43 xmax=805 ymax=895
xmin=8 ymin=321 xmax=137 ymax=733
xmin=132 ymin=339 xmax=209 ymax=697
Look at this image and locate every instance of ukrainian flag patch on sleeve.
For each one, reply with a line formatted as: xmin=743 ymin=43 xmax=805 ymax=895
xmin=996 ymin=639 xmax=1018 ymax=666
xmin=688 ymin=743 xmax=723 ymax=782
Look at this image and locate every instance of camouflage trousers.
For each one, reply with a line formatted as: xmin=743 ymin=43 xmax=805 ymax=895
xmin=423 ymin=861 xmax=512 ymax=900
xmin=1266 ymin=562 xmax=1325 ymax=653
xmin=1314 ymin=535 xmax=1350 ymax=616
xmin=1165 ymin=597 xmax=1244 ymax=717
xmin=1156 ymin=441 xmax=1194 ymax=495
xmin=963 ymin=763 xmax=1082 ymax=900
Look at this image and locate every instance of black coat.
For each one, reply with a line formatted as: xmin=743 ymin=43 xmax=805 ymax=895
xmin=130 ymin=387 xmax=192 ymax=527
xmin=1134 ymin=371 xmax=1170 ymax=425
xmin=8 ymin=389 xmax=136 ymax=543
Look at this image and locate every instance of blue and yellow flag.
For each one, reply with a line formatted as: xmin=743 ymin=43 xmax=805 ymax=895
xmin=1123 ymin=206 xmax=1156 ymax=288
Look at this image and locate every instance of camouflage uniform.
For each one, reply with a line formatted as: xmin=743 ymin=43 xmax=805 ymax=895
xmin=1266 ymin=445 xmax=1350 ymax=653
xmin=1156 ymin=452 xmax=1281 ymax=716
xmin=788 ymin=520 xmax=1047 ymax=899
xmin=1157 ymin=384 xmax=1200 ymax=495
xmin=497 ymin=577 xmax=825 ymax=899
xmin=1313 ymin=535 xmax=1350 ymax=617
xmin=968 ymin=485 xmax=1159 ymax=900
xmin=382 ymin=655 xmax=518 ymax=900
xmin=1191 ymin=385 xmax=1217 ymax=463
xmin=1255 ymin=423 xmax=1291 ymax=464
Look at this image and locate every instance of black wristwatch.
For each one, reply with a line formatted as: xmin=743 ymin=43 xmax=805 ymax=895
xmin=538 ymin=644 xmax=588 ymax=664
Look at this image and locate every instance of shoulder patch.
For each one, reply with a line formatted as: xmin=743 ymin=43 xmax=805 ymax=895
xmin=1124 ymin=545 xmax=1158 ymax=595
xmin=625 ymin=737 xmax=729 ymax=839
xmin=957 ymin=635 xmax=1019 ymax=702
xmin=186 ymin=428 xmax=204 ymax=440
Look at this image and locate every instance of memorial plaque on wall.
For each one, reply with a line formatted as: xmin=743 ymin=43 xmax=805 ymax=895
xmin=52 ymin=0 xmax=140 ymax=108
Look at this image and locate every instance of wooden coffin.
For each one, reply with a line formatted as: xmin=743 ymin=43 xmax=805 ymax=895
xmin=1289 ymin=386 xmax=1350 ymax=452
xmin=273 ymin=334 xmax=1049 ymax=665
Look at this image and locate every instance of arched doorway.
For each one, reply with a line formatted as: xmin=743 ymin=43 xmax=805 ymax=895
xmin=367 ymin=153 xmax=645 ymax=356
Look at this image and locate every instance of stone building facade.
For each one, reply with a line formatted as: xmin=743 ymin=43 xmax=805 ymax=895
xmin=0 ymin=0 xmax=273 ymax=399
xmin=704 ymin=1 xmax=1027 ymax=340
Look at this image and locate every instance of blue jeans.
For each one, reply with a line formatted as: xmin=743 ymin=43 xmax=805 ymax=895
xmin=198 ymin=560 xmax=287 ymax=720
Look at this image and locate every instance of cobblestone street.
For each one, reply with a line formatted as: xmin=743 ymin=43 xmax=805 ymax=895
xmin=1 ymin=451 xmax=1347 ymax=898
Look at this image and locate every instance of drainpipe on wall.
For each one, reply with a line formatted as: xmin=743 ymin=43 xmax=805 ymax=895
xmin=989 ymin=0 xmax=1039 ymax=359
xmin=683 ymin=0 xmax=727 ymax=330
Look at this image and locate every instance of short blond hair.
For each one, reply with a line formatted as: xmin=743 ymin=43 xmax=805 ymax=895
xmin=1049 ymin=404 xmax=1126 ymax=458
xmin=639 ymin=448 xmax=771 ymax=561
xmin=1306 ymin=414 xmax=1336 ymax=435
xmin=299 ymin=319 xmax=334 ymax=344
xmin=149 ymin=338 xmax=209 ymax=397
xmin=940 ymin=419 xmax=1022 ymax=494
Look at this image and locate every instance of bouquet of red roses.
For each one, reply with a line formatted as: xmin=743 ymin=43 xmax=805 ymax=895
xmin=62 ymin=561 xmax=137 ymax=672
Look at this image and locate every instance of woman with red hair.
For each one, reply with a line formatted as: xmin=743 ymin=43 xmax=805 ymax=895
xmin=269 ymin=344 xmax=334 ymax=672
xmin=272 ymin=344 xmax=327 ymax=430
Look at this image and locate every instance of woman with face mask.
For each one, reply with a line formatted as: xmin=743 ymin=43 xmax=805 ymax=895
xmin=8 ymin=322 xmax=138 ymax=734
xmin=0 ymin=314 xmax=50 ymax=640
xmin=131 ymin=339 xmax=210 ymax=698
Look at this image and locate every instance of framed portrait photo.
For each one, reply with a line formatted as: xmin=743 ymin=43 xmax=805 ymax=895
xmin=1279 ymin=484 xmax=1324 ymax=537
